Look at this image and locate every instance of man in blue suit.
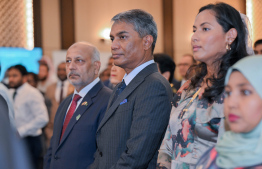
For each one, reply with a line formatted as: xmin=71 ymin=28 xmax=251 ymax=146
xmin=44 ymin=42 xmax=112 ymax=169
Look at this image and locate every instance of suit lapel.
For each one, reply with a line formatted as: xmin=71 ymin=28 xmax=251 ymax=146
xmin=56 ymin=81 xmax=103 ymax=149
xmin=54 ymin=97 xmax=72 ymax=147
xmin=97 ymin=63 xmax=158 ymax=131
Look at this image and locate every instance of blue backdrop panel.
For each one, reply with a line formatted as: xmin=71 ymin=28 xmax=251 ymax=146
xmin=0 ymin=47 xmax=42 ymax=81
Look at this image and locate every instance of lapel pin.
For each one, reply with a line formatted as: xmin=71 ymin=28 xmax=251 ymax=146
xmin=81 ymin=101 xmax=88 ymax=106
xmin=76 ymin=114 xmax=81 ymax=121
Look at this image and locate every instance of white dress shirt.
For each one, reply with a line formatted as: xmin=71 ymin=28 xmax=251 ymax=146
xmin=12 ymin=83 xmax=49 ymax=138
xmin=65 ymin=77 xmax=100 ymax=117
xmin=123 ymin=60 xmax=154 ymax=86
xmin=55 ymin=80 xmax=70 ymax=102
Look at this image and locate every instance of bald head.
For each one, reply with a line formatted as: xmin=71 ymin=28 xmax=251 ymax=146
xmin=66 ymin=42 xmax=101 ymax=92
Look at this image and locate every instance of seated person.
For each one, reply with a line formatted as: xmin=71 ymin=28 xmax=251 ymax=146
xmin=196 ymin=55 xmax=262 ymax=168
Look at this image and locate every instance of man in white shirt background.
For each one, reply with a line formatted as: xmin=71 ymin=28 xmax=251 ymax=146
xmin=44 ymin=62 xmax=74 ymax=147
xmin=8 ymin=64 xmax=49 ymax=169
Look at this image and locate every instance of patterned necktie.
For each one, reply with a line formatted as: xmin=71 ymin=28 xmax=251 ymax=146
xmin=111 ymin=80 xmax=126 ymax=106
xmin=59 ymin=82 xmax=64 ymax=103
xmin=60 ymin=94 xmax=81 ymax=142
xmin=13 ymin=90 xmax=17 ymax=100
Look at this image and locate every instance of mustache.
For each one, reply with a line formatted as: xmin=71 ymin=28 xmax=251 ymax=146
xmin=68 ymin=72 xmax=80 ymax=77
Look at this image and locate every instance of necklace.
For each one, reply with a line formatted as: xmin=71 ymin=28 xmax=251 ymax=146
xmin=178 ymin=88 xmax=201 ymax=119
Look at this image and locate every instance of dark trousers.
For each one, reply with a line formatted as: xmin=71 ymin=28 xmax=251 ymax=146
xmin=24 ymin=135 xmax=43 ymax=169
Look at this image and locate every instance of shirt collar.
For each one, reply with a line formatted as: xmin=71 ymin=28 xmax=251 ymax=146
xmin=123 ymin=60 xmax=154 ymax=85
xmin=73 ymin=77 xmax=100 ymax=98
xmin=57 ymin=79 xmax=69 ymax=86
xmin=16 ymin=82 xmax=28 ymax=93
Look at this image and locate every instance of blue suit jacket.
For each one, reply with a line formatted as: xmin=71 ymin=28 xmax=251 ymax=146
xmin=44 ymin=81 xmax=112 ymax=169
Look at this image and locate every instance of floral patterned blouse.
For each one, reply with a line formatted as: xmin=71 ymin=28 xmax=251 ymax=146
xmin=158 ymin=81 xmax=225 ymax=169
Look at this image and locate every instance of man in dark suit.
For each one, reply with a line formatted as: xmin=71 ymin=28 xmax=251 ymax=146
xmin=90 ymin=9 xmax=173 ymax=169
xmin=44 ymin=42 xmax=112 ymax=169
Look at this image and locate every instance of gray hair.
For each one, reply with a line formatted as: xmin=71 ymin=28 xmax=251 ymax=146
xmin=111 ymin=9 xmax=158 ymax=53
xmin=91 ymin=46 xmax=100 ymax=63
xmin=72 ymin=41 xmax=100 ymax=63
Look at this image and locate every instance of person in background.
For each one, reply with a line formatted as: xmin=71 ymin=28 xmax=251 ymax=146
xmin=174 ymin=54 xmax=196 ymax=90
xmin=109 ymin=64 xmax=126 ymax=88
xmin=44 ymin=62 xmax=74 ymax=147
xmin=99 ymin=68 xmax=111 ymax=82
xmin=154 ymin=53 xmax=176 ymax=94
xmin=37 ymin=61 xmax=56 ymax=94
xmin=102 ymin=56 xmax=114 ymax=88
xmin=44 ymin=42 xmax=112 ymax=169
xmin=27 ymin=72 xmax=39 ymax=88
xmin=196 ymin=55 xmax=262 ymax=168
xmin=254 ymin=39 xmax=262 ymax=55
xmin=8 ymin=64 xmax=49 ymax=169
xmin=107 ymin=56 xmax=114 ymax=71
xmin=91 ymin=9 xmax=172 ymax=169
xmin=157 ymin=2 xmax=251 ymax=168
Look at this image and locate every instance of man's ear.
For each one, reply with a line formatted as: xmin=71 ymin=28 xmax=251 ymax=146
xmin=226 ymin=28 xmax=238 ymax=45
xmin=143 ymin=35 xmax=153 ymax=51
xmin=94 ymin=61 xmax=101 ymax=75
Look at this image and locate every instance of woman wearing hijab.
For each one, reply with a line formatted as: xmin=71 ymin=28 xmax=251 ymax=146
xmin=195 ymin=55 xmax=262 ymax=168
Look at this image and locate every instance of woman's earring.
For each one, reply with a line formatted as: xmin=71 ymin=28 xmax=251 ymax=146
xmin=226 ymin=43 xmax=231 ymax=51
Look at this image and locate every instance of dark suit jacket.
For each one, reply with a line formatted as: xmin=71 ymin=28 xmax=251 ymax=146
xmin=90 ymin=63 xmax=173 ymax=169
xmin=44 ymin=81 xmax=112 ymax=169
xmin=45 ymin=82 xmax=74 ymax=146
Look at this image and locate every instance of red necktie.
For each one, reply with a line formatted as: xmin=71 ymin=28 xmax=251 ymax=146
xmin=60 ymin=94 xmax=81 ymax=141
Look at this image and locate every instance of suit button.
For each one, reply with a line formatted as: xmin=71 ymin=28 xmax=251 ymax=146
xmin=99 ymin=152 xmax=103 ymax=157
xmin=54 ymin=156 xmax=59 ymax=160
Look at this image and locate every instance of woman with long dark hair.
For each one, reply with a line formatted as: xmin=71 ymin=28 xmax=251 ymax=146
xmin=157 ymin=2 xmax=253 ymax=168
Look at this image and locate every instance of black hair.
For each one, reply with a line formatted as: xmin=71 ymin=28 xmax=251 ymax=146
xmin=153 ymin=53 xmax=176 ymax=83
xmin=27 ymin=72 xmax=39 ymax=83
xmin=8 ymin=64 xmax=28 ymax=76
xmin=189 ymin=2 xmax=248 ymax=102
xmin=254 ymin=39 xmax=262 ymax=48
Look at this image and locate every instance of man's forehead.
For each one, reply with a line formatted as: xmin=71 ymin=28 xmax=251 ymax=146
xmin=181 ymin=55 xmax=193 ymax=63
xmin=111 ymin=21 xmax=135 ymax=33
xmin=66 ymin=47 xmax=91 ymax=59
